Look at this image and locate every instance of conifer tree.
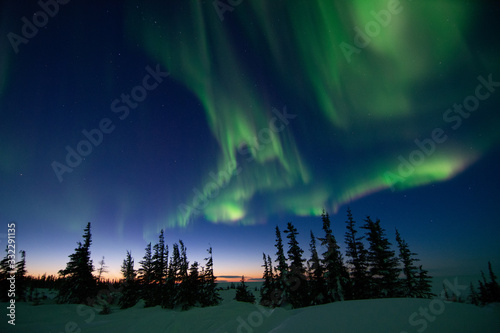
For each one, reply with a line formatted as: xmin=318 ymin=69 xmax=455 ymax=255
xmin=200 ymin=246 xmax=221 ymax=307
xmin=266 ymin=254 xmax=279 ymax=307
xmin=416 ymin=265 xmax=433 ymax=298
xmin=284 ymin=222 xmax=308 ymax=308
xmin=362 ymin=217 xmax=400 ymax=298
xmin=163 ymin=243 xmax=178 ymax=309
xmin=318 ymin=211 xmax=350 ymax=302
xmin=183 ymin=261 xmax=201 ymax=310
xmin=235 ymin=276 xmax=256 ymax=303
xmin=468 ymin=282 xmax=479 ymax=305
xmin=138 ymin=242 xmax=154 ymax=306
xmin=274 ymin=226 xmax=288 ymax=306
xmin=260 ymin=252 xmax=274 ymax=306
xmin=395 ymin=229 xmax=420 ymax=297
xmin=478 ymin=262 xmax=500 ymax=304
xmin=169 ymin=243 xmax=181 ymax=282
xmin=179 ymin=240 xmax=189 ymax=282
xmin=0 ymin=246 xmax=11 ymax=302
xmin=97 ymin=256 xmax=108 ymax=283
xmin=152 ymin=231 xmax=167 ymax=286
xmin=120 ymin=250 xmax=138 ymax=309
xmin=152 ymin=229 xmax=168 ymax=307
xmin=152 ymin=230 xmax=168 ymax=306
xmin=308 ymin=230 xmax=327 ymax=305
xmin=162 ymin=243 xmax=170 ymax=306
xmin=169 ymin=242 xmax=181 ymax=305
xmin=58 ymin=222 xmax=96 ymax=304
xmin=487 ymin=262 xmax=500 ymax=302
xmin=267 ymin=254 xmax=274 ymax=283
xmin=176 ymin=240 xmax=191 ymax=309
xmin=344 ymin=208 xmax=369 ymax=299
xmin=15 ymin=250 xmax=27 ymax=301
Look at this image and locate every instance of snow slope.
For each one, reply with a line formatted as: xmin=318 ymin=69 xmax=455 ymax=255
xmin=2 ymin=288 xmax=499 ymax=332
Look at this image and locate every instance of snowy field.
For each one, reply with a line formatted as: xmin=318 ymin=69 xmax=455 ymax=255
xmin=2 ymin=281 xmax=499 ymax=333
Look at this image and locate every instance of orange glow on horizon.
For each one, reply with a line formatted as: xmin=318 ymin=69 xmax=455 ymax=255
xmin=27 ymin=266 xmax=263 ymax=284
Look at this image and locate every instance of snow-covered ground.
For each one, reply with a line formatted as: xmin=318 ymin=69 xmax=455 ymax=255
xmin=2 ymin=282 xmax=499 ymax=332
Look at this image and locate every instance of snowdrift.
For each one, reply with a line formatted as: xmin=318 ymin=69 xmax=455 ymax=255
xmin=2 ymin=295 xmax=498 ymax=332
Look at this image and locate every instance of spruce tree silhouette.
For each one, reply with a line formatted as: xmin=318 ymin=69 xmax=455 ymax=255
xmin=152 ymin=230 xmax=168 ymax=306
xmin=183 ymin=261 xmax=201 ymax=310
xmin=284 ymin=222 xmax=308 ymax=308
xmin=318 ymin=211 xmax=350 ymax=302
xmin=138 ymin=242 xmax=154 ymax=307
xmin=0 ymin=246 xmax=11 ymax=302
xmin=478 ymin=262 xmax=500 ymax=304
xmin=362 ymin=217 xmax=400 ymax=298
xmin=235 ymin=275 xmax=256 ymax=303
xmin=395 ymin=229 xmax=420 ymax=297
xmin=120 ymin=250 xmax=138 ymax=309
xmin=200 ymin=246 xmax=221 ymax=307
xmin=15 ymin=250 xmax=27 ymax=301
xmin=344 ymin=208 xmax=369 ymax=299
xmin=58 ymin=222 xmax=96 ymax=304
xmin=274 ymin=226 xmax=288 ymax=306
xmin=260 ymin=252 xmax=275 ymax=306
xmin=308 ymin=230 xmax=327 ymax=305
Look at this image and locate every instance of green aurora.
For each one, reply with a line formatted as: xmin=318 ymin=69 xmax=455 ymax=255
xmin=123 ymin=0 xmax=499 ymax=233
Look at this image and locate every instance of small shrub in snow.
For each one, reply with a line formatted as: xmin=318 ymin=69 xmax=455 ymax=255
xmin=235 ymin=276 xmax=256 ymax=304
xmin=99 ymin=303 xmax=112 ymax=315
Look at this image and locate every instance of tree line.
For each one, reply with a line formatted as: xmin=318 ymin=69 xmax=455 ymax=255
xmin=260 ymin=208 xmax=433 ymax=309
xmin=468 ymin=261 xmax=500 ymax=306
xmin=56 ymin=223 xmax=221 ymax=310
xmin=1 ymin=214 xmax=499 ymax=310
xmin=257 ymin=209 xmax=500 ymax=309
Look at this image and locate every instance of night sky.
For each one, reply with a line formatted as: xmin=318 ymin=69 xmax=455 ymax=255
xmin=1 ymin=0 xmax=499 ymax=281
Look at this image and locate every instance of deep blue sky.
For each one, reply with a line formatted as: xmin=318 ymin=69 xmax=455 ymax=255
xmin=0 ymin=0 xmax=499 ymax=281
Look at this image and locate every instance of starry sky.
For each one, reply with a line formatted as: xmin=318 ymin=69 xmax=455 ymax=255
xmin=0 ymin=0 xmax=499 ymax=281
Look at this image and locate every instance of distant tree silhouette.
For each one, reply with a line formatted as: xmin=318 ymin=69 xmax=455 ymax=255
xmin=284 ymin=222 xmax=308 ymax=308
xmin=120 ymin=250 xmax=138 ymax=309
xmin=138 ymin=242 xmax=154 ymax=307
xmin=97 ymin=256 xmax=108 ymax=282
xmin=58 ymin=222 xmax=96 ymax=304
xmin=478 ymin=262 xmax=500 ymax=304
xmin=344 ymin=208 xmax=370 ymax=299
xmin=318 ymin=211 xmax=350 ymax=302
xmin=308 ymin=230 xmax=327 ymax=305
xmin=235 ymin=275 xmax=256 ymax=303
xmin=15 ymin=250 xmax=27 ymax=301
xmin=362 ymin=217 xmax=400 ymax=298
xmin=468 ymin=282 xmax=480 ymax=305
xmin=28 ymin=273 xmax=58 ymax=291
xmin=487 ymin=262 xmax=500 ymax=301
xmin=395 ymin=229 xmax=420 ymax=297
